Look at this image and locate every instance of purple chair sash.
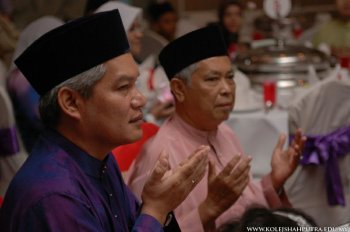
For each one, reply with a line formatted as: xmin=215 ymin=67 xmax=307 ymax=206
xmin=291 ymin=125 xmax=350 ymax=206
xmin=0 ymin=126 xmax=20 ymax=156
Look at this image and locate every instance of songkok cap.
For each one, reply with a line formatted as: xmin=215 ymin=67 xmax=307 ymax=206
xmin=15 ymin=9 xmax=130 ymax=96
xmin=159 ymin=25 xmax=228 ymax=80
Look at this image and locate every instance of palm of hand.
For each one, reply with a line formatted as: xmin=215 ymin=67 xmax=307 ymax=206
xmin=271 ymin=129 xmax=306 ymax=190
xmin=205 ymin=156 xmax=251 ymax=217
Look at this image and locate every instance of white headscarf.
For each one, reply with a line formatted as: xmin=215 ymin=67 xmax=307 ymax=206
xmin=94 ymin=1 xmax=142 ymax=31
xmin=10 ymin=16 xmax=64 ymax=71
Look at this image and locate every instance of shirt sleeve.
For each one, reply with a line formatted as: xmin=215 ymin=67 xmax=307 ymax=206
xmin=132 ymin=214 xmax=163 ymax=232
xmin=125 ymin=185 xmax=164 ymax=232
xmin=261 ymin=174 xmax=291 ymax=208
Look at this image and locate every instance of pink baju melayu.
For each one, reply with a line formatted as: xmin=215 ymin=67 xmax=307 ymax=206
xmin=127 ymin=113 xmax=289 ymax=231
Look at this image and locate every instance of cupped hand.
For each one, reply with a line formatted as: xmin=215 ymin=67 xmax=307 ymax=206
xmin=141 ymin=145 xmax=210 ymax=224
xmin=198 ymin=155 xmax=251 ymax=230
xmin=270 ymin=128 xmax=307 ymax=190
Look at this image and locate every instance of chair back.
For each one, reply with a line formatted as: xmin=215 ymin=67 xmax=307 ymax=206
xmin=286 ymin=76 xmax=350 ymax=227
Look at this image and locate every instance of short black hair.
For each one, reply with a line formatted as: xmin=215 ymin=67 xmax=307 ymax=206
xmin=146 ymin=1 xmax=176 ymax=22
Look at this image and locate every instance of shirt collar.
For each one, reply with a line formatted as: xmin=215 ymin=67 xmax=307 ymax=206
xmin=172 ymin=112 xmax=218 ymax=140
xmin=42 ymin=128 xmax=109 ymax=178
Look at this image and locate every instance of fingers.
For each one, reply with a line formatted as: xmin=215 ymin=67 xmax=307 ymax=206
xmin=179 ymin=145 xmax=209 ymax=167
xmin=235 ymin=167 xmax=250 ymax=184
xmin=233 ymin=167 xmax=250 ymax=194
xmin=275 ymin=134 xmax=286 ymax=151
xmin=300 ymin=136 xmax=307 ymax=153
xmin=289 ymin=129 xmax=307 ymax=159
xmin=207 ymin=159 xmax=216 ymax=184
xmin=219 ymin=155 xmax=252 ymax=182
xmin=177 ymin=145 xmax=210 ymax=182
xmin=226 ymin=156 xmax=251 ymax=186
xmin=220 ymin=155 xmax=240 ymax=177
xmin=148 ymin=150 xmax=170 ymax=183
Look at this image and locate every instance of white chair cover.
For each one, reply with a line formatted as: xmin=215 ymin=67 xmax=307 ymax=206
xmin=286 ymin=75 xmax=350 ymax=226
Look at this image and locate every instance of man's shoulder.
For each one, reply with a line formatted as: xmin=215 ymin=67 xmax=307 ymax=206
xmin=6 ymin=145 xmax=85 ymax=207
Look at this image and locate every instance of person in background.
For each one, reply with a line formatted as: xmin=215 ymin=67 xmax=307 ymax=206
xmin=127 ymin=25 xmax=306 ymax=231
xmin=147 ymin=0 xmax=178 ymax=42
xmin=217 ymin=207 xmax=318 ymax=232
xmin=216 ymin=0 xmax=248 ymax=60
xmin=95 ymin=1 xmax=174 ymax=125
xmin=6 ymin=16 xmax=64 ymax=153
xmin=312 ymin=0 xmax=350 ymax=59
xmin=0 ymin=10 xmax=210 ymax=231
xmin=137 ymin=1 xmax=178 ymax=62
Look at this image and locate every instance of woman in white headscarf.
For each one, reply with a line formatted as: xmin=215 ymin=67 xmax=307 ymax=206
xmin=7 ymin=16 xmax=63 ymax=152
xmin=95 ymin=1 xmax=174 ymax=125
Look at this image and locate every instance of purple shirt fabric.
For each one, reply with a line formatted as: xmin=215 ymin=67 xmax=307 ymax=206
xmin=0 ymin=129 xmax=163 ymax=232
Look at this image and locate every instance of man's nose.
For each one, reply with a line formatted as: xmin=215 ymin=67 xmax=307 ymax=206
xmin=131 ymin=89 xmax=146 ymax=108
xmin=220 ymin=79 xmax=234 ymax=95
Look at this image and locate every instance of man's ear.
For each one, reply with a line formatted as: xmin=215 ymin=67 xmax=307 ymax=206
xmin=170 ymin=78 xmax=186 ymax=102
xmin=57 ymin=87 xmax=82 ymax=120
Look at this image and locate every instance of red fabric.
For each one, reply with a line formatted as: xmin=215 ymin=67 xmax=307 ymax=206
xmin=112 ymin=122 xmax=159 ymax=171
xmin=0 ymin=196 xmax=3 ymax=208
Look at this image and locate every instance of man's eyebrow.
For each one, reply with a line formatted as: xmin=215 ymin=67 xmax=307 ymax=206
xmin=206 ymin=69 xmax=234 ymax=75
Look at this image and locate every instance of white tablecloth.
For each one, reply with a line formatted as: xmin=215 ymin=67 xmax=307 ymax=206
xmin=225 ymin=109 xmax=289 ymax=179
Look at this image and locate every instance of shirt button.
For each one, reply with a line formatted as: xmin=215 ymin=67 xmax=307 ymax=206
xmin=114 ymin=214 xmax=118 ymax=218
xmin=109 ymin=193 xmax=113 ymax=197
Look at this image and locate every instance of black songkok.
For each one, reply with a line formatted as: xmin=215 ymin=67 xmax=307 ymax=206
xmin=159 ymin=25 xmax=228 ymax=80
xmin=15 ymin=9 xmax=129 ymax=96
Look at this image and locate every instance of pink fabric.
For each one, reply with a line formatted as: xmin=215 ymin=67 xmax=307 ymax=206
xmin=127 ymin=113 xmax=286 ymax=231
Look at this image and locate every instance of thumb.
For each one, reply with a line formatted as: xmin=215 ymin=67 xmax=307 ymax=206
xmin=149 ymin=150 xmax=170 ymax=183
xmin=207 ymin=159 xmax=216 ymax=184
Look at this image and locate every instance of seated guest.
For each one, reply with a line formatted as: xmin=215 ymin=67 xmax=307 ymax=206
xmin=216 ymin=0 xmax=247 ymax=60
xmin=312 ymin=0 xmax=350 ymax=59
xmin=0 ymin=10 xmax=210 ymax=231
xmin=217 ymin=206 xmax=318 ymax=232
xmin=127 ymin=26 xmax=306 ymax=231
xmin=137 ymin=0 xmax=178 ymax=62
